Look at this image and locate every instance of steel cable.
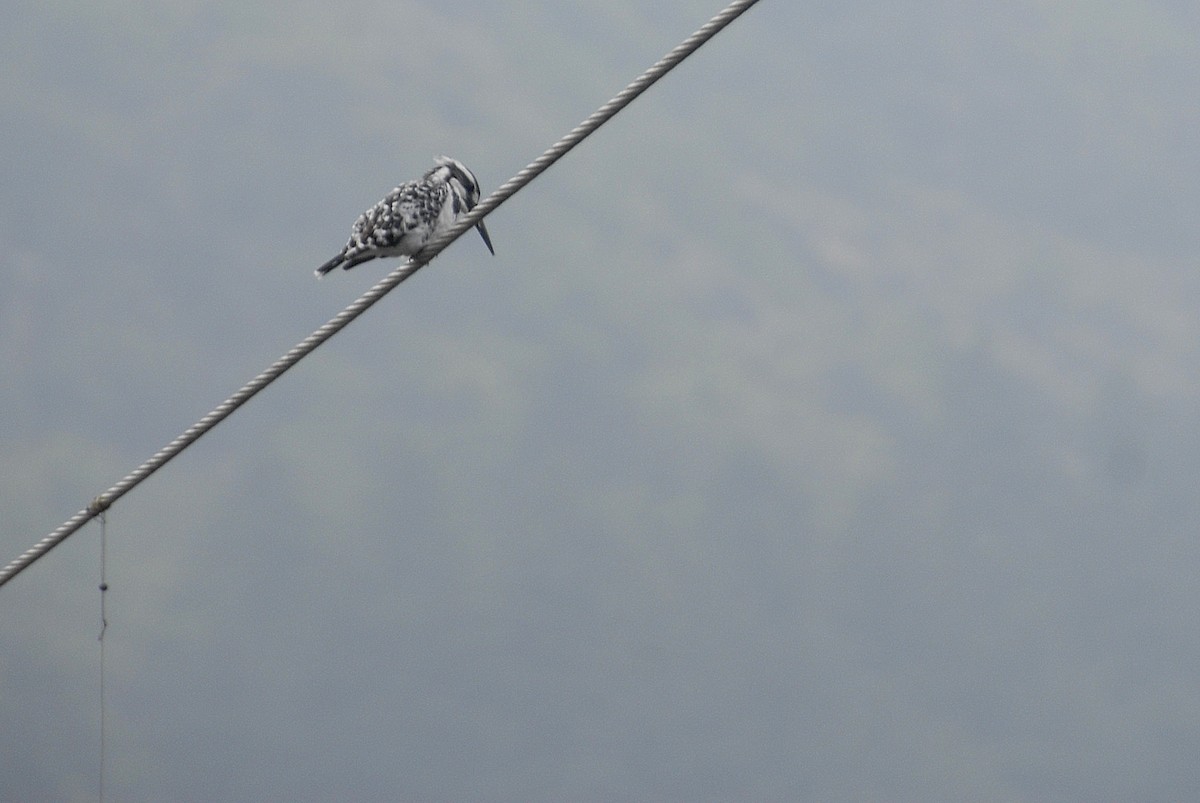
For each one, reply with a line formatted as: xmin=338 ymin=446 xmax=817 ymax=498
xmin=0 ymin=0 xmax=762 ymax=589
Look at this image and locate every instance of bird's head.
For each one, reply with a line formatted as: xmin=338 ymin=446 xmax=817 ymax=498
xmin=430 ymin=156 xmax=495 ymax=255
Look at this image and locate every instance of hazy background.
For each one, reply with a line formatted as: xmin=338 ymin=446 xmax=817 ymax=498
xmin=4 ymin=1 xmax=1200 ymax=799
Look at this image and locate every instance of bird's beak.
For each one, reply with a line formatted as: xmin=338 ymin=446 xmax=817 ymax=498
xmin=476 ymin=220 xmax=495 ymax=256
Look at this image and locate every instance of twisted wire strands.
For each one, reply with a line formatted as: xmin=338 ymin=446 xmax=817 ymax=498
xmin=0 ymin=0 xmax=762 ymax=589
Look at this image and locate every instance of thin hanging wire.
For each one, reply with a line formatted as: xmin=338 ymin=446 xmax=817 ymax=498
xmin=98 ymin=511 xmax=109 ymax=803
xmin=98 ymin=510 xmax=108 ymax=641
xmin=0 ymin=0 xmax=762 ymax=590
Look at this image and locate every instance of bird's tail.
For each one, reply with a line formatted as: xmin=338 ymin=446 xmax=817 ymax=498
xmin=314 ymin=254 xmax=345 ymax=279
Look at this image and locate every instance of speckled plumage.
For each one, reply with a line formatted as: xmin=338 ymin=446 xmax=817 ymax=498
xmin=315 ymin=156 xmax=494 ymax=278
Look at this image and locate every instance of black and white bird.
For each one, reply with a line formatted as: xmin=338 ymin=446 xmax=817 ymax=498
xmin=315 ymin=156 xmax=494 ymax=278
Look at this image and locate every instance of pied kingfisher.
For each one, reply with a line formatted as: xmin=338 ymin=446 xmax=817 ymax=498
xmin=315 ymin=156 xmax=494 ymax=278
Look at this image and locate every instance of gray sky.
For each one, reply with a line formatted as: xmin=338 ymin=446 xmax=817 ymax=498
xmin=4 ymin=1 xmax=1200 ymax=799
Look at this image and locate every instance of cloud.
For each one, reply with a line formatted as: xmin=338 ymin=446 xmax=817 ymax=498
xmin=5 ymin=2 xmax=1200 ymax=799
